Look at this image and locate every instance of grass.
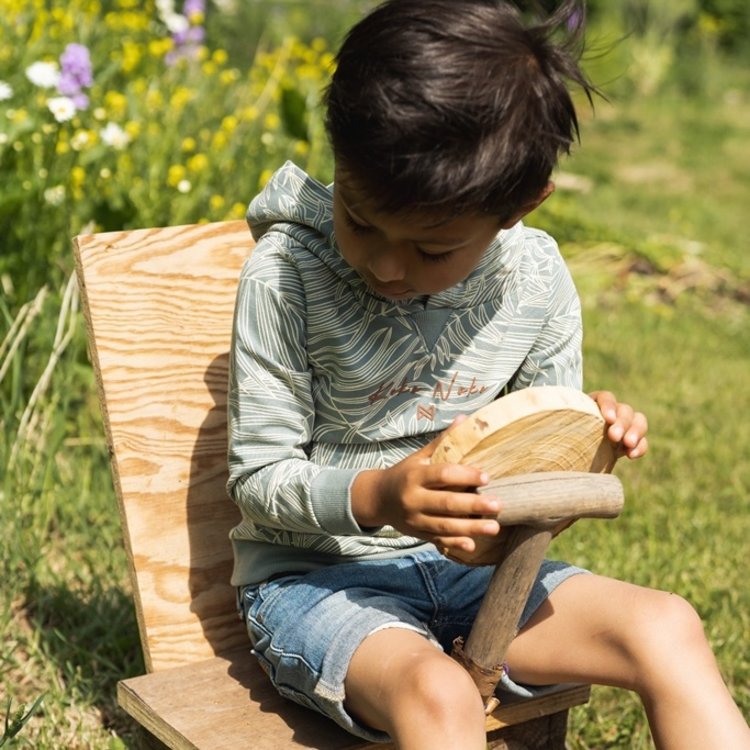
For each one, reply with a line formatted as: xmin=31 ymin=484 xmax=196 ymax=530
xmin=1 ymin=27 xmax=749 ymax=750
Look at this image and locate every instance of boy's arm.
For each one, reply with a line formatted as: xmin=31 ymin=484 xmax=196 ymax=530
xmin=508 ymin=248 xmax=649 ymax=459
xmin=227 ymin=253 xmax=364 ymax=537
xmin=510 ymin=253 xmax=583 ymax=391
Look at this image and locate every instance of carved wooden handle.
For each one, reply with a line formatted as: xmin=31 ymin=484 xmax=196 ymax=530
xmin=485 ymin=471 xmax=624 ymax=527
xmin=447 ymin=472 xmax=624 ymax=567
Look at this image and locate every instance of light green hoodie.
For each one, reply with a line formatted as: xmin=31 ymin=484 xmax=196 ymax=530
xmin=227 ymin=162 xmax=582 ymax=586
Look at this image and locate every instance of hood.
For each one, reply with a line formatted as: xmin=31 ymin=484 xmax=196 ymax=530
xmin=247 ymin=161 xmax=334 ymax=244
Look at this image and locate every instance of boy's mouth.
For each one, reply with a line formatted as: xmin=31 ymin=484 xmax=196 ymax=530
xmin=369 ymin=282 xmax=415 ymax=300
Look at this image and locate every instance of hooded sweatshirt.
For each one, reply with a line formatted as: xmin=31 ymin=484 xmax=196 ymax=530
xmin=227 ymin=162 xmax=583 ymax=586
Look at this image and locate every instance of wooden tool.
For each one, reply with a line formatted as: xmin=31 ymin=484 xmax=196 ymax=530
xmin=430 ymin=385 xmax=624 ymax=711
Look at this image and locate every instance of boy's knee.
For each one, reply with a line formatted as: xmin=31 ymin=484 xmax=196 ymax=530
xmin=629 ymin=591 xmax=708 ymax=665
xmin=400 ymin=655 xmax=484 ymax=726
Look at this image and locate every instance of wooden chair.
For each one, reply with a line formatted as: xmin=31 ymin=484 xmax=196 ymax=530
xmin=73 ymin=220 xmax=622 ymax=750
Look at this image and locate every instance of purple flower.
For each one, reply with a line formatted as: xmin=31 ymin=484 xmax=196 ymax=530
xmin=183 ymin=0 xmax=205 ymax=15
xmin=71 ymin=92 xmax=90 ymax=110
xmin=60 ymin=43 xmax=93 ymax=88
xmin=57 ymin=43 xmax=92 ymax=111
xmin=165 ymin=1 xmax=206 ymax=66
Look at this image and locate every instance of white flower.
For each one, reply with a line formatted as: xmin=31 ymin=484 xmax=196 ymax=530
xmin=177 ymin=179 xmax=192 ymax=193
xmin=47 ymin=96 xmax=76 ymax=122
xmin=165 ymin=12 xmax=189 ymax=34
xmin=44 ymin=185 xmax=66 ymax=206
xmin=100 ymin=122 xmax=131 ymax=150
xmin=26 ymin=61 xmax=61 ymax=89
xmin=71 ymin=130 xmax=90 ymax=150
xmin=155 ymin=0 xmax=189 ymax=34
xmin=0 ymin=81 xmax=13 ymax=101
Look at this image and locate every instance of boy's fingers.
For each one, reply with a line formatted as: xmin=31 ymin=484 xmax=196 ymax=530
xmin=588 ymin=389 xmax=618 ymax=422
xmin=426 ymin=461 xmax=489 ymax=490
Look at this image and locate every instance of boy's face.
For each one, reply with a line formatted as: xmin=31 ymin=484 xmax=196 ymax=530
xmin=333 ymin=174 xmax=503 ymax=300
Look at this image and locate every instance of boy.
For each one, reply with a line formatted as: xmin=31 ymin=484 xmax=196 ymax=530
xmin=227 ymin=1 xmax=750 ymax=747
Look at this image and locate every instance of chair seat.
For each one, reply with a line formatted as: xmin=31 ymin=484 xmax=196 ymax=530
xmin=118 ymin=646 xmax=591 ymax=750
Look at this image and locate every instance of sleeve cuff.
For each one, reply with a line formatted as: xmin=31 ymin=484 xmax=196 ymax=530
xmin=310 ymin=468 xmax=379 ymax=535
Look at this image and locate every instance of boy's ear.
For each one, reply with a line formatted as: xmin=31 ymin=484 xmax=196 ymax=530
xmin=500 ymin=181 xmax=555 ymax=229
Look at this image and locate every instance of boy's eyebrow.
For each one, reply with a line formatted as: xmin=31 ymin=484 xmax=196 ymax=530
xmin=337 ymin=187 xmax=464 ymax=241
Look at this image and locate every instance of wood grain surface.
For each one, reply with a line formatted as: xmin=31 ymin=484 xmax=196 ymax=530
xmin=431 ymin=385 xmax=619 ymax=564
xmin=74 ymin=220 xmax=254 ymax=672
xmin=432 ymin=385 xmax=617 ymax=476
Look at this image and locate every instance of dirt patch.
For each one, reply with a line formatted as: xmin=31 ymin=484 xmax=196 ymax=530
xmin=615 ymin=161 xmax=694 ymax=191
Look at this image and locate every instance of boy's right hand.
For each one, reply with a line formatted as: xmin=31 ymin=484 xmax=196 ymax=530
xmin=351 ymin=431 xmax=501 ymax=557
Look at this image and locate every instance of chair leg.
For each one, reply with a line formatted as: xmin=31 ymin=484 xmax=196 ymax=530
xmin=486 ymin=709 xmax=569 ymax=750
xmin=137 ymin=726 xmax=170 ymax=750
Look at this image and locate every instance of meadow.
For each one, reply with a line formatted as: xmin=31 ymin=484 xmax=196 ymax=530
xmin=1 ymin=1 xmax=749 ymax=747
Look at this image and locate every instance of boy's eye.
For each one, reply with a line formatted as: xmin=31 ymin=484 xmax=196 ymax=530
xmin=344 ymin=211 xmax=374 ymax=235
xmin=418 ymin=248 xmax=453 ymax=264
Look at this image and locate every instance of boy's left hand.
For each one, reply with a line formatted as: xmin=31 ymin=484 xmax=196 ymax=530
xmin=588 ymin=390 xmax=648 ymax=460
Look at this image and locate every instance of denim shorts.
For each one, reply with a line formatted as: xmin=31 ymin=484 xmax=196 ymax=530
xmin=238 ymin=549 xmax=586 ymax=742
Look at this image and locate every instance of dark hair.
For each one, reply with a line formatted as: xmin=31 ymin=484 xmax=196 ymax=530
xmin=325 ymin=0 xmax=598 ymax=222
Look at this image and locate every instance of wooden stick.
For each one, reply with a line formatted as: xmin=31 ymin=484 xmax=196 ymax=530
xmin=453 ymin=525 xmax=553 ymax=712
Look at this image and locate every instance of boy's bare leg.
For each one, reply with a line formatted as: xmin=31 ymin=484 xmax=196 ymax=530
xmin=344 ymin=628 xmax=487 ymax=750
xmin=505 ymin=574 xmax=750 ymax=750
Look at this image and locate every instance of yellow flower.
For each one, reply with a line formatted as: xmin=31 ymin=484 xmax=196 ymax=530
xmin=212 ymin=49 xmax=229 ymax=66
xmin=104 ymin=91 xmax=128 ymax=119
xmin=258 ymin=169 xmax=273 ymax=188
xmin=228 ymin=202 xmax=246 ymax=219
xmin=71 ymin=166 xmax=85 ymax=186
xmin=221 ymin=115 xmax=238 ymax=133
xmin=181 ymin=137 xmax=197 ymax=152
xmin=167 ymin=164 xmax=186 ymax=187
xmin=170 ymin=86 xmax=193 ymax=111
xmin=320 ymin=52 xmax=336 ymax=73
xmin=125 ymin=121 xmax=141 ymax=138
xmin=71 ymin=165 xmax=86 ymax=199
xmin=10 ymin=108 xmax=29 ymax=124
xmin=105 ymin=10 xmax=149 ymax=31
xmin=211 ymin=131 xmax=228 ymax=149
xmin=293 ymin=141 xmax=309 ymax=157
xmin=263 ymin=113 xmax=280 ymax=130
xmin=121 ymin=40 xmax=143 ymax=73
xmin=209 ymin=195 xmax=225 ymax=212
xmin=148 ymin=38 xmax=173 ymax=59
xmin=220 ymin=69 xmax=239 ymax=86
xmin=187 ymin=153 xmax=208 ymax=173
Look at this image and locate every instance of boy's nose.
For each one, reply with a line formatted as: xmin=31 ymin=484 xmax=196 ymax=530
xmin=367 ymin=245 xmax=407 ymax=282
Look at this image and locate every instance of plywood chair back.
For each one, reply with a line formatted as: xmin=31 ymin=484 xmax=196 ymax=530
xmin=74 ymin=220 xmax=253 ymax=672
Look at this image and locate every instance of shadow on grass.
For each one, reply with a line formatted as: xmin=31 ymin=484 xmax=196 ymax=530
xmin=23 ymin=577 xmax=146 ymax=746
